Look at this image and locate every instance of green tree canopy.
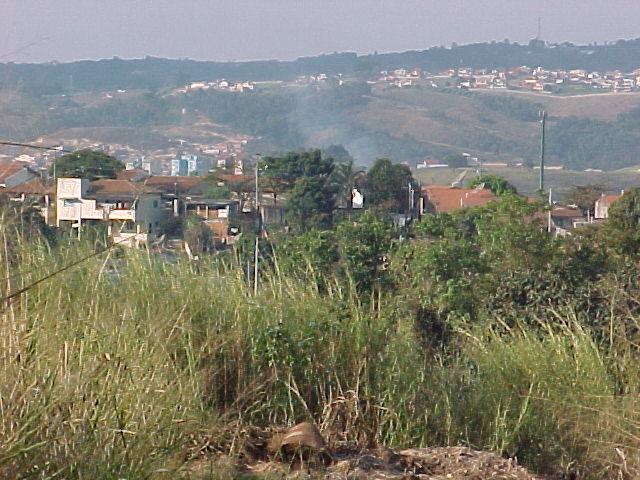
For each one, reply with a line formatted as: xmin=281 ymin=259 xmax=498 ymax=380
xmin=201 ymin=171 xmax=232 ymax=199
xmin=609 ymin=189 xmax=640 ymax=231
xmin=286 ymin=177 xmax=336 ymax=231
xmin=262 ymin=150 xmax=337 ymax=230
xmin=444 ymin=154 xmax=468 ymax=168
xmin=468 ymin=175 xmax=517 ymax=197
xmin=363 ymin=158 xmax=416 ymax=212
xmin=51 ymin=149 xmax=123 ymax=181
xmin=336 ymin=212 xmax=395 ymax=292
xmin=262 ymin=149 xmax=334 ymax=189
xmin=607 ymin=188 xmax=640 ymax=254
xmin=330 ymin=159 xmax=365 ymax=209
xmin=565 ymin=184 xmax=605 ymax=212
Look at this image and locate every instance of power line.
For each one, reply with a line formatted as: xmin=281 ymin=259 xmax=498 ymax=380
xmin=1 ymin=232 xmax=135 ymax=306
xmin=0 ymin=140 xmax=73 ymax=154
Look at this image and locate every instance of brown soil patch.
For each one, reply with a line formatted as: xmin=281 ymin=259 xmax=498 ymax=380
xmin=183 ymin=424 xmax=544 ymax=479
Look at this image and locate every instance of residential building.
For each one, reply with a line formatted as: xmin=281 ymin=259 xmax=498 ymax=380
xmin=549 ymin=206 xmax=586 ymax=237
xmin=183 ymin=198 xmax=240 ymax=244
xmin=143 ymin=176 xmax=204 ymax=196
xmin=4 ymin=179 xmax=55 ymax=224
xmin=594 ymin=193 xmax=622 ymax=219
xmin=0 ymin=162 xmax=38 ymax=189
xmin=420 ymin=185 xmax=496 ymax=214
xmin=56 ymin=178 xmax=167 ymax=246
xmin=170 ymin=153 xmax=212 ymax=176
xmin=125 ymin=156 xmax=152 ymax=173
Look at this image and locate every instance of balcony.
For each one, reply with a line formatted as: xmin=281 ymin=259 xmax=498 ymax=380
xmin=108 ymin=209 xmax=136 ymax=221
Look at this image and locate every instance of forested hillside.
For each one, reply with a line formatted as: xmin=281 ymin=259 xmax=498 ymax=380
xmin=4 ymin=39 xmax=640 ymax=169
xmin=4 ymin=38 xmax=640 ymax=93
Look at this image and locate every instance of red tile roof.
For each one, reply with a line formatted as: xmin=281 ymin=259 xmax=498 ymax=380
xmin=88 ymin=179 xmax=159 ymax=198
xmin=597 ymin=194 xmax=622 ymax=207
xmin=143 ymin=176 xmax=203 ymax=194
xmin=550 ymin=206 xmax=584 ymax=218
xmin=422 ymin=185 xmax=496 ymax=213
xmin=117 ymin=168 xmax=149 ymax=182
xmin=5 ymin=179 xmax=54 ymax=195
xmin=0 ymin=162 xmax=29 ymax=183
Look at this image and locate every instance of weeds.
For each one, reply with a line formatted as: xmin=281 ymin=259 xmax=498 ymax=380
xmin=2 ymin=216 xmax=640 ymax=478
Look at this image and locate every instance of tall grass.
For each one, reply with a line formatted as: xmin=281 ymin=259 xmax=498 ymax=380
xmin=2 ymin=214 xmax=640 ymax=478
xmin=0 ymin=219 xmax=430 ymax=477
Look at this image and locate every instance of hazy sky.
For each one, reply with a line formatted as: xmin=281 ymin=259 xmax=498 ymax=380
xmin=2 ymin=0 xmax=640 ymax=63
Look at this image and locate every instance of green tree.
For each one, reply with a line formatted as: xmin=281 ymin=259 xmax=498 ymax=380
xmin=322 ymin=144 xmax=354 ymax=164
xmin=286 ymin=177 xmax=336 ymax=231
xmin=444 ymin=154 xmax=468 ymax=168
xmin=157 ymin=216 xmax=184 ymax=238
xmin=468 ymin=175 xmax=517 ymax=196
xmin=336 ymin=211 xmax=395 ymax=292
xmin=278 ymin=229 xmax=340 ymax=289
xmin=363 ymin=158 xmax=416 ymax=212
xmin=263 ymin=150 xmax=336 ymax=230
xmin=330 ymin=159 xmax=365 ymax=210
xmin=607 ymin=188 xmax=640 ymax=254
xmin=51 ymin=149 xmax=123 ymax=180
xmin=565 ymin=184 xmax=605 ymax=212
xmin=200 ymin=170 xmax=233 ymax=199
xmin=262 ymin=149 xmax=334 ymax=187
xmin=183 ymin=215 xmax=214 ymax=253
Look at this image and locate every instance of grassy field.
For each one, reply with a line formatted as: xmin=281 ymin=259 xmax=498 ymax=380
xmin=415 ymin=165 xmax=640 ymax=197
xmin=3 ymin=205 xmax=640 ymax=478
xmin=471 ymin=89 xmax=640 ymax=120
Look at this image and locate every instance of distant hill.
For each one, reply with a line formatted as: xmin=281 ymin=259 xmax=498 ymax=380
xmin=3 ymin=38 xmax=640 ymax=94
xmin=4 ymin=39 xmax=640 ymax=170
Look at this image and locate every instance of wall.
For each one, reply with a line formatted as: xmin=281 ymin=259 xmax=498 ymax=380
xmin=134 ymin=194 xmax=168 ymax=234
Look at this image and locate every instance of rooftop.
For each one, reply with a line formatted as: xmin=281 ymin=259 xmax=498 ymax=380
xmin=550 ymin=206 xmax=585 ymax=219
xmin=5 ymin=179 xmax=54 ymax=195
xmin=422 ymin=185 xmax=496 ymax=213
xmin=0 ymin=162 xmax=31 ymax=184
xmin=143 ymin=176 xmax=204 ymax=194
xmin=596 ymin=194 xmax=622 ymax=206
xmin=88 ymin=179 xmax=159 ymax=200
xmin=117 ymin=168 xmax=149 ymax=182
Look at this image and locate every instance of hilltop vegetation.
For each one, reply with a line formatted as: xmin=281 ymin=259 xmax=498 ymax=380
xmin=6 ymin=38 xmax=640 ymax=168
xmin=5 ymin=38 xmax=640 ymax=93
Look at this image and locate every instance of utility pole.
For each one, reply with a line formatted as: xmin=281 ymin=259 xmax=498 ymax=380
xmin=253 ymin=153 xmax=261 ymax=296
xmin=547 ymin=188 xmax=553 ymax=233
xmin=539 ymin=110 xmax=547 ymax=192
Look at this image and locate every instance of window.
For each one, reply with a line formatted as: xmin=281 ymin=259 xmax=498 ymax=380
xmin=153 ymin=200 xmax=159 ymax=208
xmin=63 ymin=199 xmax=75 ymax=207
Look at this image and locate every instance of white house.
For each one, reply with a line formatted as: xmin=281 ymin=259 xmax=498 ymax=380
xmin=594 ymin=193 xmax=622 ymax=220
xmin=56 ymin=178 xmax=167 ymax=246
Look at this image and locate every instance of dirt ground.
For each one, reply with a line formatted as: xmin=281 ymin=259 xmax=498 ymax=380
xmin=183 ymin=423 xmax=545 ymax=479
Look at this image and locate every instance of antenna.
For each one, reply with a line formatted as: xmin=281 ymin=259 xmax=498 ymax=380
xmin=537 ymin=17 xmax=542 ymax=40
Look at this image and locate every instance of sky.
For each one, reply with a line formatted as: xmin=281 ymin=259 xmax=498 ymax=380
xmin=2 ymin=0 xmax=640 ymax=63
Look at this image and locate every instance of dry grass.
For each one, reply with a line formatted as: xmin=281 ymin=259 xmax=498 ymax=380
xmin=2 ymin=211 xmax=640 ymax=478
xmin=414 ymin=165 xmax=640 ymax=197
